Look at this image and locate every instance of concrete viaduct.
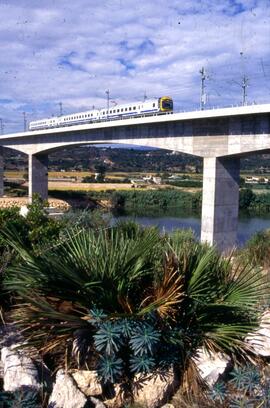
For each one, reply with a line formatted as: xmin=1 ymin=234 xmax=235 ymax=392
xmin=0 ymin=103 xmax=270 ymax=251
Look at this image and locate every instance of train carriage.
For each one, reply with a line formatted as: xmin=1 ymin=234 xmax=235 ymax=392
xmin=29 ymin=96 xmax=173 ymax=130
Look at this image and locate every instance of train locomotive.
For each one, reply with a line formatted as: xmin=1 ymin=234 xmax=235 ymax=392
xmin=29 ymin=96 xmax=173 ymax=130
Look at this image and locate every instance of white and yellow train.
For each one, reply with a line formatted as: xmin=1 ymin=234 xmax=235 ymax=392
xmin=29 ymin=96 xmax=173 ymax=130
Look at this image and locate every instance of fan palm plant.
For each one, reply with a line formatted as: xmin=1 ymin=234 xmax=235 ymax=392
xmin=2 ymin=224 xmax=269 ymax=395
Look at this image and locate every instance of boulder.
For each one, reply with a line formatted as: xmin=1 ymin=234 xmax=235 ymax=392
xmin=19 ymin=205 xmax=29 ymax=217
xmin=71 ymin=370 xmax=102 ymax=396
xmin=246 ymin=310 xmax=270 ymax=356
xmin=1 ymin=346 xmax=40 ymax=392
xmin=89 ymin=396 xmax=106 ymax=407
xmin=161 ymin=405 xmax=175 ymax=408
xmin=194 ymin=348 xmax=230 ymax=386
xmin=132 ymin=369 xmax=178 ymax=408
xmin=48 ymin=369 xmax=87 ymax=408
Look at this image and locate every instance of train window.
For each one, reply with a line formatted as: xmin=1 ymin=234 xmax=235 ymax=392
xmin=129 ymin=107 xmax=132 ymax=111
xmin=125 ymin=108 xmax=127 ymax=111
xmin=133 ymin=106 xmax=136 ymax=110
xmin=121 ymin=108 xmax=123 ymax=112
xmin=153 ymin=103 xmax=155 ymax=107
xmin=110 ymin=110 xmax=112 ymax=113
xmin=113 ymin=110 xmax=115 ymax=113
xmin=117 ymin=109 xmax=119 ymax=112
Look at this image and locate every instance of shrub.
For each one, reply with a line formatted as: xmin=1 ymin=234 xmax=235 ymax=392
xmin=209 ymin=364 xmax=270 ymax=407
xmin=239 ymin=229 xmax=270 ymax=269
xmin=239 ymin=188 xmax=256 ymax=210
xmin=2 ymin=225 xmax=268 ymax=397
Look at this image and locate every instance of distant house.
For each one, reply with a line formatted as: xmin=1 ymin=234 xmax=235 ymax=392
xmin=130 ymin=179 xmax=148 ymax=188
xmin=153 ymin=177 xmax=161 ymax=184
xmin=245 ymin=176 xmax=269 ymax=184
xmin=141 ymin=175 xmax=162 ymax=184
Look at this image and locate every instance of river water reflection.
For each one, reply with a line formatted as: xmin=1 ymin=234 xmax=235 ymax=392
xmin=114 ymin=210 xmax=270 ymax=246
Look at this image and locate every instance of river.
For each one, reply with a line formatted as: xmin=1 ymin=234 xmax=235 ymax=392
xmin=114 ymin=210 xmax=270 ymax=246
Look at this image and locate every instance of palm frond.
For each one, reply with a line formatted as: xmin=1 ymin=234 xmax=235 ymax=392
xmin=139 ymin=252 xmax=183 ymax=318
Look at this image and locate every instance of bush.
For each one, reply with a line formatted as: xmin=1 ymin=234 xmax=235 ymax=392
xmin=2 ymin=224 xmax=267 ymax=397
xmin=239 ymin=229 xmax=270 ymax=268
xmin=82 ymin=175 xmax=95 ymax=183
xmin=239 ymin=188 xmax=256 ymax=210
xmin=167 ymin=180 xmax=202 ymax=188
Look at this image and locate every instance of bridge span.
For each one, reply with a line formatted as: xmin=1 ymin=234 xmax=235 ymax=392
xmin=1 ymin=103 xmax=270 ymax=251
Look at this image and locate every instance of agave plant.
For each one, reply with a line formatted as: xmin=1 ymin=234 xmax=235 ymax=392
xmin=209 ymin=363 xmax=270 ymax=408
xmin=0 ymin=389 xmax=41 ymax=408
xmin=2 ymin=223 xmax=269 ymax=393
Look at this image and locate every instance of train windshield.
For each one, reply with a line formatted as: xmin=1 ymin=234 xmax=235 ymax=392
xmin=161 ymin=99 xmax=173 ymax=110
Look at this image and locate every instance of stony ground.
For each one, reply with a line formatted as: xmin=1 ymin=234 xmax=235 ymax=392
xmin=0 ymin=197 xmax=70 ymax=210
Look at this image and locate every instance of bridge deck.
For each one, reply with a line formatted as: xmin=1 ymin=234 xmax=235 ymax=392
xmin=1 ymin=103 xmax=270 ymax=140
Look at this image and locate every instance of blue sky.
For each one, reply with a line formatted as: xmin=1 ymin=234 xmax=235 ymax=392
xmin=0 ymin=0 xmax=270 ymax=133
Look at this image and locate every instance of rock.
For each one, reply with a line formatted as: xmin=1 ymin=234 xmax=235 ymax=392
xmin=1 ymin=346 xmax=40 ymax=392
xmin=246 ymin=310 xmax=270 ymax=356
xmin=194 ymin=348 xmax=230 ymax=386
xmin=19 ymin=205 xmax=29 ymax=217
xmin=89 ymin=396 xmax=106 ymax=407
xmin=132 ymin=369 xmax=178 ymax=408
xmin=71 ymin=369 xmax=102 ymax=396
xmin=103 ymin=383 xmax=122 ymax=408
xmin=48 ymin=369 xmax=88 ymax=408
xmin=161 ymin=405 xmax=175 ymax=408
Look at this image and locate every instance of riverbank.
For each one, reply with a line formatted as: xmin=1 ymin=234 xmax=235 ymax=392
xmin=2 ymin=186 xmax=270 ymax=215
xmin=0 ymin=197 xmax=70 ymax=210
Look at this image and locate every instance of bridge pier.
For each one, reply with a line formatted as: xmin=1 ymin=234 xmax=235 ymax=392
xmin=28 ymin=153 xmax=48 ymax=202
xmin=0 ymin=146 xmax=3 ymax=197
xmin=201 ymin=157 xmax=240 ymax=252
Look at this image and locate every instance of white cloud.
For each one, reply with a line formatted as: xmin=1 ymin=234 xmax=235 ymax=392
xmin=0 ymin=0 xmax=269 ymax=132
